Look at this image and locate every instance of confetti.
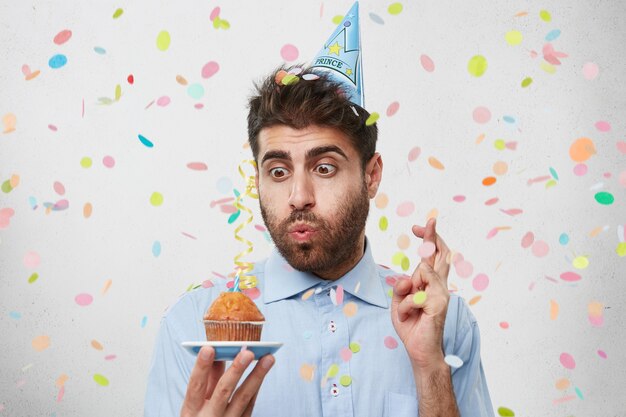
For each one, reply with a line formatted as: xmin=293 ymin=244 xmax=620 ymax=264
xmin=582 ymin=62 xmax=599 ymax=80
xmin=49 ymin=54 xmax=67 ymax=69
xmin=412 ymin=291 xmax=427 ymax=305
xmin=375 ymin=193 xmax=389 ymax=209
xmin=83 ymin=202 xmax=93 ymax=218
xmin=379 ymin=216 xmax=389 ymax=231
xmin=594 ymin=192 xmax=614 ymax=205
xmin=560 ymin=271 xmax=581 ymax=282
xmin=343 ymin=302 xmax=358 ymax=317
xmin=384 ymin=336 xmax=398 ymax=349
xmin=418 ymin=241 xmax=436 ymax=258
xmin=201 ymin=61 xmax=220 ymax=79
xmin=569 ymin=137 xmax=596 ymax=162
xmin=91 ymin=340 xmax=104 ymax=350
xmin=428 ymin=156 xmax=445 ymax=170
xmin=32 ymin=335 xmax=50 ymax=352
xmin=559 ymin=352 xmax=576 ymax=369
xmin=550 ymin=300 xmax=559 ymax=320
xmin=468 ymin=55 xmax=488 ymax=77
xmin=472 ymin=273 xmax=489 ymax=291
xmin=53 ymin=30 xmax=72 ymax=45
xmin=101 ymin=279 xmax=112 ymax=294
xmin=80 ymin=156 xmax=92 ymax=168
xmin=365 ymin=112 xmax=379 ymax=126
xmin=93 ymin=374 xmax=109 ymax=386
xmin=23 ymin=251 xmax=41 ymax=268
xmin=102 ymin=155 xmax=115 ymax=168
xmin=386 ymin=101 xmax=400 ymax=117
xmin=531 ymin=240 xmax=549 ymax=257
xmin=505 ymin=31 xmax=522 ymax=46
xmin=396 ymin=201 xmax=414 ymax=217
xmin=152 ymin=241 xmax=161 ymax=257
xmin=300 ymin=364 xmax=315 ymax=381
xmin=408 ymin=146 xmax=421 ymax=162
xmin=150 ymin=192 xmax=163 ymax=206
xmin=497 ymin=407 xmax=515 ymax=416
xmin=156 ymin=30 xmax=171 ymax=51
xmin=280 ymin=44 xmax=299 ymax=62
xmin=187 ymin=83 xmax=205 ymax=99
xmin=2 ymin=113 xmax=17 ymax=133
xmin=339 ymin=375 xmax=352 ymax=386
xmin=420 ymin=54 xmax=435 ymax=72
xmin=75 ymin=293 xmax=93 ymax=306
xmin=0 ymin=208 xmax=15 ymax=229
xmin=113 ymin=8 xmax=123 ymax=18
xmin=141 ymin=316 xmax=148 ymax=328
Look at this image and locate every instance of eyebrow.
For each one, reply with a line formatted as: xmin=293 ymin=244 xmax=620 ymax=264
xmin=261 ymin=145 xmax=349 ymax=166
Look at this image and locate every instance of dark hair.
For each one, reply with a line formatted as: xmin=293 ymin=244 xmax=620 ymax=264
xmin=247 ymin=65 xmax=378 ymax=170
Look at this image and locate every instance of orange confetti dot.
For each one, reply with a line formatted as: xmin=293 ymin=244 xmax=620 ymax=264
xmin=493 ymin=161 xmax=508 ymax=176
xmin=175 ymin=75 xmax=188 ymax=85
xmin=91 ymin=340 xmax=104 ymax=350
xmin=101 ymin=279 xmax=112 ymax=295
xmin=397 ymin=234 xmax=410 ymax=250
xmin=550 ymin=299 xmax=559 ymax=320
xmin=10 ymin=174 xmax=20 ymax=188
xmin=475 ymin=133 xmax=486 ymax=144
xmin=482 ymin=176 xmax=497 ymax=186
xmin=32 ymin=335 xmax=50 ymax=352
xmin=55 ymin=374 xmax=69 ymax=387
xmin=343 ymin=301 xmax=358 ymax=317
xmin=588 ymin=226 xmax=603 ymax=237
xmin=555 ymin=378 xmax=570 ymax=390
xmin=426 ymin=209 xmax=438 ymax=222
xmin=428 ymin=156 xmax=445 ymax=170
xmin=299 ymin=364 xmax=315 ymax=381
xmin=469 ymin=295 xmax=482 ymax=305
xmin=83 ymin=202 xmax=93 ymax=218
xmin=588 ymin=301 xmax=603 ymax=318
xmin=375 ymin=192 xmax=389 ymax=209
xmin=569 ymin=137 xmax=596 ymax=162
xmin=301 ymin=288 xmax=315 ymax=301
xmin=515 ymin=11 xmax=528 ymax=17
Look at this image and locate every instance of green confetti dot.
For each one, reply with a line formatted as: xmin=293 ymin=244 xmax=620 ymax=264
xmin=93 ymin=374 xmax=109 ymax=386
xmin=327 ymin=364 xmax=339 ymax=378
xmin=400 ymin=256 xmax=410 ymax=271
xmin=227 ymin=210 xmax=241 ymax=224
xmin=339 ymin=375 xmax=352 ymax=387
xmin=332 ymin=15 xmax=344 ymax=25
xmin=468 ymin=55 xmax=488 ymax=77
xmin=549 ymin=167 xmax=559 ymax=180
xmin=1 ymin=180 xmax=12 ymax=193
xmin=505 ymin=30 xmax=522 ymax=46
xmin=150 ymin=192 xmax=164 ymax=207
xmin=494 ymin=139 xmax=505 ymax=150
xmin=349 ymin=342 xmax=360 ymax=353
xmin=594 ymin=191 xmax=614 ymax=205
xmin=388 ymin=3 xmax=403 ymax=15
xmin=115 ymin=84 xmax=122 ymax=101
xmin=80 ymin=157 xmax=92 ymax=168
xmin=281 ymin=74 xmax=300 ymax=86
xmin=28 ymin=273 xmax=39 ymax=284
xmin=521 ymin=77 xmax=533 ymax=87
xmin=112 ymin=8 xmax=123 ymax=19
xmin=497 ymin=407 xmax=515 ymax=417
xmin=539 ymin=10 xmax=551 ymax=22
xmin=379 ymin=216 xmax=388 ymax=231
xmin=156 ymin=30 xmax=171 ymax=51
xmin=413 ymin=291 xmax=427 ymax=305
xmin=575 ymin=386 xmax=583 ymax=399
xmin=187 ymin=83 xmax=205 ymax=99
xmin=365 ymin=112 xmax=379 ymax=126
xmin=545 ymin=179 xmax=557 ymax=188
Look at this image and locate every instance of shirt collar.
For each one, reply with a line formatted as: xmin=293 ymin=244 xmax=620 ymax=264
xmin=263 ymin=237 xmax=389 ymax=309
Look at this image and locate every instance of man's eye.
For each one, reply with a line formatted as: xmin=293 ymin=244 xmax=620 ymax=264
xmin=269 ymin=167 xmax=288 ymax=178
xmin=315 ymin=164 xmax=336 ymax=175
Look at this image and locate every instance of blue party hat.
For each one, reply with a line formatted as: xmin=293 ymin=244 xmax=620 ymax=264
xmin=310 ymin=2 xmax=364 ymax=107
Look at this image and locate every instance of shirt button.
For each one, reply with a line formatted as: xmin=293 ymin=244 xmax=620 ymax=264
xmin=330 ymin=384 xmax=339 ymax=397
xmin=328 ymin=320 xmax=337 ymax=333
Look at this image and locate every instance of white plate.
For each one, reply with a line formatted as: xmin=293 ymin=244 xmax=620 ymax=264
xmin=182 ymin=341 xmax=283 ymax=361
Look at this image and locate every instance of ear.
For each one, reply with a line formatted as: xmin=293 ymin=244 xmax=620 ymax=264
xmin=364 ymin=153 xmax=383 ymax=199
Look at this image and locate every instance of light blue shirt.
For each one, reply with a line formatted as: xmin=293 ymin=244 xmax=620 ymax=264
xmin=144 ymin=238 xmax=494 ymax=416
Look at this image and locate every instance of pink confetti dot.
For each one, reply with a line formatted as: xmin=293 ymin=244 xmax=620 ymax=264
xmin=102 ymin=156 xmax=115 ymax=168
xmin=156 ymin=96 xmax=171 ymax=107
xmin=384 ymin=336 xmax=398 ymax=349
xmin=53 ymin=181 xmax=65 ymax=196
xmin=201 ymin=280 xmax=214 ymax=288
xmin=48 ymin=124 xmax=58 ymax=131
xmin=472 ymin=106 xmax=491 ymax=124
xmin=589 ymin=315 xmax=604 ymax=327
xmin=53 ymin=29 xmax=72 ymax=45
xmin=499 ymin=321 xmax=510 ymax=329
xmin=243 ymin=287 xmax=260 ymax=300
xmin=340 ymin=347 xmax=352 ymax=362
xmin=454 ymin=260 xmax=473 ymax=278
xmin=187 ymin=162 xmax=207 ymax=170
xmin=396 ymin=201 xmax=415 ymax=217
xmin=105 ymin=354 xmax=117 ymax=360
xmin=209 ymin=7 xmax=220 ymax=21
xmin=75 ymin=293 xmax=93 ymax=306
xmin=408 ymin=146 xmax=421 ymax=162
xmin=484 ymin=197 xmax=499 ymax=206
xmin=618 ymin=170 xmax=626 ymax=187
xmin=597 ymin=350 xmax=607 ymax=359
xmin=573 ymin=163 xmax=588 ymax=176
xmin=254 ymin=224 xmax=267 ymax=232
xmin=452 ymin=195 xmax=466 ymax=202
xmin=617 ymin=141 xmax=626 ymax=155
xmin=560 ymin=271 xmax=581 ymax=282
xmin=418 ymin=241 xmax=436 ymax=258
xmin=531 ymin=240 xmax=549 ymax=257
xmin=201 ymin=61 xmax=220 ymax=79
xmin=386 ymin=101 xmax=400 ymax=117
xmin=582 ymin=62 xmax=599 ymax=80
xmin=420 ymin=54 xmax=435 ymax=72
xmin=23 ymin=251 xmax=41 ymax=268
xmin=336 ymin=285 xmax=344 ymax=305
xmin=521 ymin=231 xmax=535 ymax=248
xmin=560 ymin=352 xmax=576 ymax=369
xmin=595 ymin=121 xmax=611 ymax=132
xmin=280 ymin=44 xmax=299 ymax=62
xmin=472 ymin=273 xmax=490 ymax=291
xmin=194 ymin=103 xmax=204 ymax=110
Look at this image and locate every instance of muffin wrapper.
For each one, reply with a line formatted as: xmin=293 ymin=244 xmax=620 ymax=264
xmin=204 ymin=320 xmax=264 ymax=341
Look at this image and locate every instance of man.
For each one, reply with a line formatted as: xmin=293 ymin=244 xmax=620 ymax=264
xmin=144 ymin=4 xmax=493 ymax=416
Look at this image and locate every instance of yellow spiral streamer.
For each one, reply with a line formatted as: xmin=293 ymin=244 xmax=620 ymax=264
xmin=232 ymin=159 xmax=259 ymax=290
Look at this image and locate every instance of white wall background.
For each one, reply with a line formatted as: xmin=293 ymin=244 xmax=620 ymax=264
xmin=1 ymin=1 xmax=625 ymax=416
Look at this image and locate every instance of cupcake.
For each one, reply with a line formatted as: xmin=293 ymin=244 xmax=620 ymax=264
xmin=204 ymin=291 xmax=265 ymax=341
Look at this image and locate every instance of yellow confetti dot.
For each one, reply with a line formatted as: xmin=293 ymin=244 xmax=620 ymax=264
xmin=281 ymin=74 xmax=299 ymax=85
xmin=365 ymin=112 xmax=380 ymax=126
xmin=541 ymin=61 xmax=556 ymax=74
xmin=332 ymin=15 xmax=344 ymax=25
xmin=505 ymin=30 xmax=523 ymax=46
xmin=300 ymin=364 xmax=315 ymax=381
xmin=388 ymin=3 xmax=403 ymax=15
xmin=572 ymin=255 xmax=589 ymax=269
xmin=468 ymin=55 xmax=488 ymax=77
xmin=521 ymin=77 xmax=533 ymax=87
xmin=343 ymin=302 xmax=358 ymax=317
xmin=379 ymin=216 xmax=388 ymax=231
xmin=428 ymin=156 xmax=445 ymax=170
xmin=326 ymin=364 xmax=339 ymax=378
xmin=340 ymin=375 xmax=352 ymax=386
xmin=156 ymin=30 xmax=171 ymax=51
xmin=32 ymin=335 xmax=50 ymax=352
xmin=28 ymin=273 xmax=39 ymax=284
xmin=112 ymin=8 xmax=123 ymax=19
xmin=588 ymin=301 xmax=603 ymax=318
xmin=400 ymin=256 xmax=410 ymax=271
xmin=413 ymin=291 xmax=427 ymax=305
xmin=150 ymin=192 xmax=164 ymax=206
xmin=115 ymin=84 xmax=122 ymax=101
xmin=349 ymin=342 xmax=360 ymax=353
xmin=93 ymin=374 xmax=109 ymax=386
xmin=539 ymin=10 xmax=552 ymax=22
xmin=80 ymin=157 xmax=92 ymax=168
xmin=616 ymin=242 xmax=626 ymax=257
xmin=494 ymin=139 xmax=506 ymax=150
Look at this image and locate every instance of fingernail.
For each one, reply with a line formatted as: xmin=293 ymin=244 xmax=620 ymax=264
xmin=261 ymin=355 xmax=274 ymax=369
xmin=200 ymin=347 xmax=212 ymax=361
xmin=239 ymin=351 xmax=252 ymax=366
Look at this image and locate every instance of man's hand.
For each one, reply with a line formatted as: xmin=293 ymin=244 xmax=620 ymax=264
xmin=390 ymin=217 xmax=451 ymax=370
xmin=180 ymin=346 xmax=275 ymax=417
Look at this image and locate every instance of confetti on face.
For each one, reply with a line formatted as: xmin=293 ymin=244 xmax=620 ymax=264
xmin=75 ymin=293 xmax=93 ymax=306
xmin=388 ymin=3 xmax=403 ymax=15
xmin=531 ymin=240 xmax=549 ymax=257
xmin=93 ymin=374 xmax=109 ymax=386
xmin=497 ymin=406 xmax=515 ymax=416
xmin=23 ymin=251 xmax=41 ymax=268
xmin=2 ymin=113 xmax=17 ymax=133
xmin=384 ymin=336 xmax=398 ymax=349
xmin=365 ymin=112 xmax=379 ymax=126
xmin=49 ymin=54 xmax=67 ymax=69
xmin=300 ymin=364 xmax=315 ymax=381
xmin=343 ymin=302 xmax=358 ymax=317
xmin=472 ymin=273 xmax=489 ymax=291
xmin=505 ymin=31 xmax=522 ymax=46
xmin=156 ymin=30 xmax=171 ymax=51
xmin=396 ymin=201 xmax=414 ymax=217
xmin=32 ymin=335 xmax=50 ymax=352
xmin=468 ymin=55 xmax=488 ymax=77
xmin=149 ymin=192 xmax=163 ymax=206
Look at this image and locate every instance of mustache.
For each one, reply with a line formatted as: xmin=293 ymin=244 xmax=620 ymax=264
xmin=281 ymin=210 xmax=321 ymax=227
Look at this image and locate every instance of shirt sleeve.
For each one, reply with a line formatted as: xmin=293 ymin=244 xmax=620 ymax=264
xmin=448 ymin=297 xmax=495 ymax=417
xmin=143 ymin=297 xmax=201 ymax=417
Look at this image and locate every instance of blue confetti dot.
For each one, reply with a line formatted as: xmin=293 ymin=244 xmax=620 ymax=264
xmin=138 ymin=134 xmax=154 ymax=147
xmin=152 ymin=241 xmax=161 ymax=257
xmin=28 ymin=196 xmax=37 ymax=210
xmin=141 ymin=316 xmax=148 ymax=328
xmin=545 ymin=29 xmax=561 ymax=41
xmin=575 ymin=386 xmax=584 ymax=399
xmin=187 ymin=83 xmax=205 ymax=100
xmin=369 ymin=12 xmax=385 ymax=25
xmin=559 ymin=233 xmax=569 ymax=245
xmin=94 ymin=46 xmax=106 ymax=55
xmin=9 ymin=311 xmax=22 ymax=319
xmin=503 ymin=115 xmax=516 ymax=124
xmin=48 ymin=54 xmax=67 ymax=69
xmin=549 ymin=167 xmax=559 ymax=180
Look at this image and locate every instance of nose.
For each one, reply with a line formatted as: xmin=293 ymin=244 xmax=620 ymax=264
xmin=288 ymin=171 xmax=315 ymax=211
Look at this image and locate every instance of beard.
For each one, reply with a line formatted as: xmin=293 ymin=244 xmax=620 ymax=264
xmin=259 ymin=180 xmax=370 ymax=275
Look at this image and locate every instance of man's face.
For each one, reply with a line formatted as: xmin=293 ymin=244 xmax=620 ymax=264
xmin=255 ymin=125 xmax=377 ymax=277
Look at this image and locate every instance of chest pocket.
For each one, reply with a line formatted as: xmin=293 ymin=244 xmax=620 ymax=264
xmin=385 ymin=391 xmax=419 ymax=416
